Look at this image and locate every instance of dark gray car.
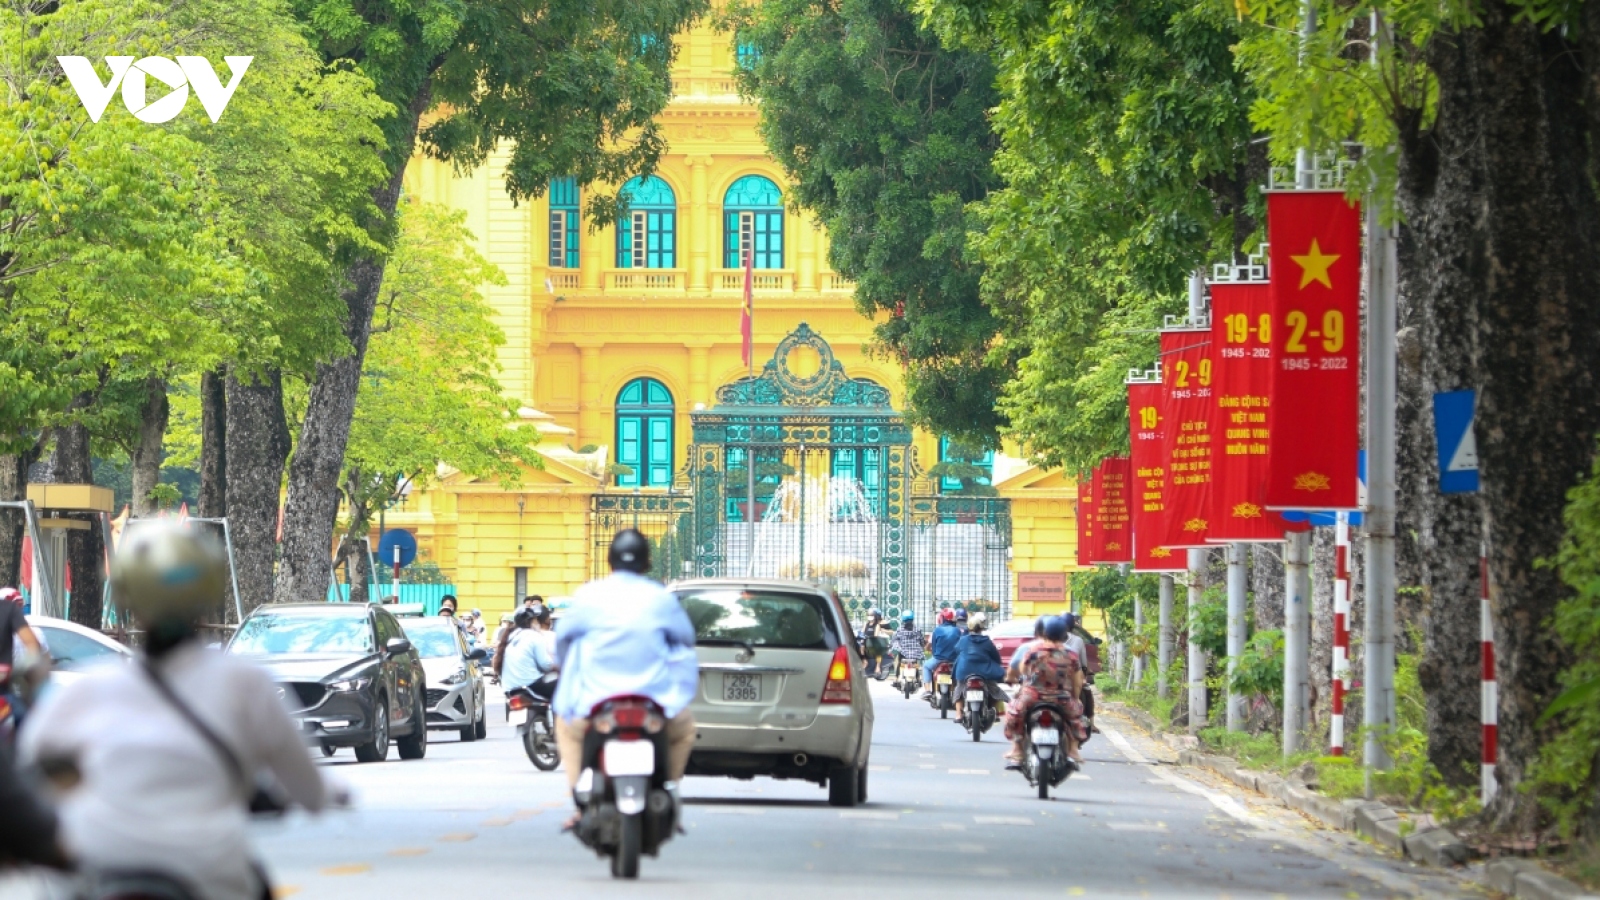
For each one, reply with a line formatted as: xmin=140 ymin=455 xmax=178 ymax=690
xmin=228 ymin=603 xmax=428 ymax=763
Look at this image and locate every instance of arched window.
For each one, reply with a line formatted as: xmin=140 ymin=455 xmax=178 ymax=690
xmin=937 ymin=436 xmax=994 ymax=494
xmin=615 ymin=176 xmax=677 ymax=269
xmin=548 ymin=177 xmax=579 ymax=269
xmin=615 ymin=378 xmax=675 ymax=487
xmin=723 ymin=175 xmax=784 ymax=269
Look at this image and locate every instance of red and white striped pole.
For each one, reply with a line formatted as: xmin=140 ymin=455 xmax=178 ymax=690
xmin=1330 ymin=511 xmax=1352 ymax=755
xmin=1482 ymin=541 xmax=1498 ymax=804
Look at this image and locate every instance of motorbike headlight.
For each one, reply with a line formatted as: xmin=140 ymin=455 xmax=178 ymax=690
xmin=327 ymin=676 xmax=372 ymax=692
xmin=442 ymin=669 xmax=467 ymax=686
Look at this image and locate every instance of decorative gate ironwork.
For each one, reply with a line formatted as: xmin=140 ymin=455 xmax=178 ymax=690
xmin=587 ymin=323 xmax=1011 ymax=623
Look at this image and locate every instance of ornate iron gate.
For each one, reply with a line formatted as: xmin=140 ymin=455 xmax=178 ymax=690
xmin=587 ymin=324 xmax=1011 ymax=623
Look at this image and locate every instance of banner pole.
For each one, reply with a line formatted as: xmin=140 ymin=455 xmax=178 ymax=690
xmin=1331 ymin=512 xmax=1351 ymax=754
xmin=1481 ymin=540 xmax=1497 ymax=805
xmin=1158 ymin=574 xmax=1174 ymax=700
xmin=1185 ymin=270 xmax=1209 ymax=731
xmin=1226 ymin=542 xmax=1248 ymax=731
xmin=1362 ymin=8 xmax=1399 ymax=785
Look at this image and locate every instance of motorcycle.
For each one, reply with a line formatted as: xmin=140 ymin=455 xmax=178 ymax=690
xmin=961 ymin=677 xmax=997 ymax=741
xmin=507 ymin=684 xmax=560 ymax=771
xmin=926 ymin=661 xmax=954 ymax=718
xmin=570 ymin=696 xmax=679 ymax=879
xmin=894 ymin=658 xmax=921 ymax=699
xmin=1017 ymin=703 xmax=1078 ymax=800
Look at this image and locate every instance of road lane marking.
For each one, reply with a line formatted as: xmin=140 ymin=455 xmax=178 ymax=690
xmin=840 ymin=810 xmax=900 ymax=821
xmin=700 ymin=807 xmax=766 ymax=815
xmin=272 ymin=888 xmax=302 ymax=898
xmin=481 ymin=816 xmax=514 ymax=826
xmin=387 ymin=848 xmax=430 ymax=857
xmin=1106 ymin=822 xmax=1168 ymax=832
xmin=870 ymin=765 xmax=891 ymax=772
xmin=437 ymin=832 xmax=477 ymax=842
xmin=972 ymin=815 xmax=1032 ymax=826
xmin=948 ymin=768 xmax=990 ymax=775
xmin=318 ymin=864 xmax=372 ymax=876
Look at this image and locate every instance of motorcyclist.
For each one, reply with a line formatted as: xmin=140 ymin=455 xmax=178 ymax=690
xmin=0 ymin=585 xmax=49 ymax=731
xmin=953 ymin=607 xmax=969 ymax=635
xmin=1061 ymin=612 xmax=1098 ymax=731
xmin=920 ymin=609 xmax=961 ymax=700
xmin=504 ymin=603 xmax=559 ymax=703
xmin=553 ymin=529 xmax=699 ymax=824
xmin=858 ymin=608 xmax=889 ymax=677
xmin=951 ymin=613 xmax=1006 ymax=723
xmin=887 ymin=612 xmax=924 ymax=677
xmin=18 ymin=522 xmax=338 ymax=900
xmin=1003 ymin=615 xmax=1086 ymax=767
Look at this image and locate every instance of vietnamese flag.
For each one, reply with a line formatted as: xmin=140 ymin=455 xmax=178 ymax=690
xmin=1207 ymin=282 xmax=1293 ymax=541
xmin=1264 ymin=191 xmax=1362 ymax=509
xmin=1158 ymin=329 xmax=1214 ymax=548
xmin=1128 ymin=382 xmax=1185 ymax=572
xmin=1091 ymin=457 xmax=1133 ymax=564
xmin=1075 ymin=473 xmax=1096 ymax=567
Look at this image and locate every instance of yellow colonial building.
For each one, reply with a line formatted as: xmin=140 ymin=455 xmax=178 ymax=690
xmin=389 ymin=18 xmax=1085 ymax=627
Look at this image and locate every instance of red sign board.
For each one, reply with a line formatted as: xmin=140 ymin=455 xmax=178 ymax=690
xmin=1019 ymin=572 xmax=1067 ymax=607
xmin=1075 ymin=474 xmax=1095 ymax=567
xmin=1264 ymin=190 xmax=1361 ymax=509
xmin=1159 ymin=330 xmax=1214 ymax=548
xmin=1128 ymin=382 xmax=1184 ymax=572
xmin=1207 ymin=282 xmax=1291 ymax=542
xmin=1091 ymin=456 xmax=1132 ymax=564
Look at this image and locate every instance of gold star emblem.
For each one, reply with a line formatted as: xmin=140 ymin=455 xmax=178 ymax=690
xmin=1105 ymin=541 xmax=1122 ymax=552
xmin=1150 ymin=547 xmax=1172 ymax=558
xmin=1293 ymin=472 xmax=1332 ymax=492
xmin=1291 ymin=239 xmax=1340 ymax=290
xmin=1232 ymin=502 xmax=1264 ymax=519
xmin=1183 ymin=518 xmax=1207 ymax=533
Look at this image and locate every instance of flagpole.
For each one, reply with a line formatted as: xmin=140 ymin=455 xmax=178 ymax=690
xmin=744 ymin=245 xmax=757 ymax=576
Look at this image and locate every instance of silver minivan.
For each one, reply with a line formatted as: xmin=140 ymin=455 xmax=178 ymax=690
xmin=670 ymin=578 xmax=875 ymax=807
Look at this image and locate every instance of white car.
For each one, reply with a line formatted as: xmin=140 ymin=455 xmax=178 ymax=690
xmin=668 ymin=578 xmax=875 ymax=807
xmin=25 ymin=615 xmax=133 ymax=690
xmin=400 ymin=616 xmax=489 ymax=742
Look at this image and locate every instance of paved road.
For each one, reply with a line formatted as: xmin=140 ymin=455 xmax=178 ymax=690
xmin=252 ymin=681 xmax=1479 ymax=899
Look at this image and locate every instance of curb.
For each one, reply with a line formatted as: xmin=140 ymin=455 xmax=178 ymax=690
xmin=1101 ymin=701 xmax=1597 ymax=899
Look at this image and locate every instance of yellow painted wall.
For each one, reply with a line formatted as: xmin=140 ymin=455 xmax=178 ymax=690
xmin=383 ymin=18 xmax=1081 ymax=622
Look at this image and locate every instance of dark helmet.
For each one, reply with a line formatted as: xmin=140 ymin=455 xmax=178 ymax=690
xmin=954 ymin=608 xmax=968 ymax=622
xmin=1061 ymin=612 xmax=1080 ymax=632
xmin=513 ymin=607 xmax=537 ymax=628
xmin=608 ymin=529 xmax=652 ymax=574
xmin=1042 ymin=615 xmax=1069 ymax=641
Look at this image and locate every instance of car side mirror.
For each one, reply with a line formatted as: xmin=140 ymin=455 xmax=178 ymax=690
xmin=468 ymin=647 xmax=489 ymax=662
xmin=384 ymin=637 xmax=412 ymax=656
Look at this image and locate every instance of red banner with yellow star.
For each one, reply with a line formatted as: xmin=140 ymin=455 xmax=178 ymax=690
xmin=1128 ymin=382 xmax=1184 ymax=572
xmin=1076 ymin=473 xmax=1096 ymax=567
xmin=1158 ymin=329 xmax=1215 ymax=548
xmin=1265 ymin=190 xmax=1361 ymax=510
xmin=1207 ymin=281 xmax=1292 ymax=541
xmin=1091 ymin=456 xmax=1133 ymax=565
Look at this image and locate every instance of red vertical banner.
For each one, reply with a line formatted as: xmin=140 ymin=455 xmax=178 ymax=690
xmin=1075 ymin=473 xmax=1096 ymax=567
xmin=1159 ymin=330 xmax=1214 ymax=547
xmin=1129 ymin=382 xmax=1184 ymax=572
xmin=1092 ymin=457 xmax=1132 ymax=564
xmin=1265 ymin=191 xmax=1361 ymax=509
xmin=1207 ymin=282 xmax=1291 ymax=541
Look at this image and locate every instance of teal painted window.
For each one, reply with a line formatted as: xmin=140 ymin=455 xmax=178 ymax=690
xmin=723 ymin=175 xmax=784 ymax=269
xmin=723 ymin=446 xmax=783 ymax=522
xmin=549 ymin=177 xmax=579 ymax=269
xmin=830 ymin=447 xmax=884 ymax=512
xmin=736 ymin=43 xmax=761 ymax=70
xmin=615 ymin=378 xmax=675 ymax=487
xmin=615 ymin=176 xmax=677 ymax=269
xmin=938 ymin=436 xmax=994 ymax=493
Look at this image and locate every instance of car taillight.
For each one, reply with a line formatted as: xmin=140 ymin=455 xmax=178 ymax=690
xmin=821 ymin=646 xmax=852 ymax=704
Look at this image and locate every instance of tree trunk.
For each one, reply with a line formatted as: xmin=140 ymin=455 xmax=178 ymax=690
xmin=1251 ymin=542 xmax=1284 ymax=632
xmin=198 ymin=367 xmax=227 ymax=519
xmin=130 ymin=376 xmax=169 ymax=518
xmin=49 ymin=412 xmax=103 ymax=631
xmin=274 ymin=84 xmax=432 ymax=606
xmin=225 ymin=370 xmax=290 ymax=612
xmin=0 ymin=442 xmax=42 ymax=592
xmin=1396 ymin=5 xmax=1600 ymax=826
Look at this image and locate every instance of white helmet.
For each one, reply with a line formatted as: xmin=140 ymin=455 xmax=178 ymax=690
xmin=110 ymin=522 xmax=227 ymax=626
xmin=968 ymin=612 xmax=989 ymax=632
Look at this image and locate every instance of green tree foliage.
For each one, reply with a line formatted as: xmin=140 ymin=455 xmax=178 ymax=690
xmin=917 ymin=0 xmax=1258 ymax=468
xmin=335 ymin=202 xmax=538 ymax=555
xmin=724 ymin=0 xmax=1005 ymax=445
xmin=927 ymin=440 xmax=996 ymax=496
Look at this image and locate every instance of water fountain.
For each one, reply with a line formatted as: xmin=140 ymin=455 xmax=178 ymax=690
xmin=742 ymin=475 xmax=879 ymax=600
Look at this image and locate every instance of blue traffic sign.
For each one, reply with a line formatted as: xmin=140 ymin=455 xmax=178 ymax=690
xmin=1433 ymin=389 xmax=1479 ymax=494
xmin=378 ymin=529 xmax=417 ymax=568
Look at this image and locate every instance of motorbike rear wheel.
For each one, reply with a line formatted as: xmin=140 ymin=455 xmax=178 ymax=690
xmin=940 ymin=690 xmax=951 ymax=719
xmin=1038 ymin=777 xmax=1050 ymax=800
xmin=525 ymin=716 xmax=560 ymax=771
xmin=612 ymin=814 xmax=642 ymax=879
